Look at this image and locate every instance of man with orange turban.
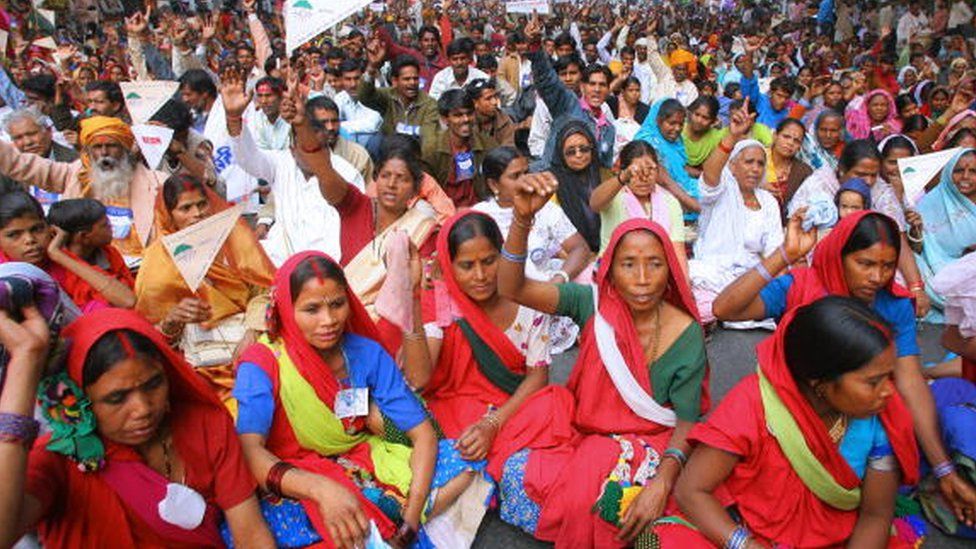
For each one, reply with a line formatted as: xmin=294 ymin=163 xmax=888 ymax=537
xmin=0 ymin=115 xmax=167 ymax=265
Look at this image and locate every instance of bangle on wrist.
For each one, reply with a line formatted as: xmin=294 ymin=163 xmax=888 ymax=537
xmin=0 ymin=412 xmax=40 ymax=449
xmin=908 ymin=280 xmax=925 ymax=292
xmin=551 ymin=270 xmax=570 ymax=283
xmin=718 ymin=139 xmax=734 ymax=155
xmin=663 ymin=447 xmax=687 ymax=468
xmin=402 ymin=330 xmax=425 ymax=341
xmin=754 ymin=262 xmax=773 ymax=282
xmin=266 ymin=461 xmax=296 ymax=500
xmin=500 ymin=247 xmax=527 ymax=263
xmin=778 ymin=245 xmax=792 ymax=266
xmin=933 ymin=460 xmax=956 ymax=479
xmin=512 ymin=215 xmax=534 ymax=231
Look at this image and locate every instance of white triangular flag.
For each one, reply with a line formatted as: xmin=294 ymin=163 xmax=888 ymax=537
xmin=31 ymin=36 xmax=57 ymax=50
xmin=285 ymin=0 xmax=371 ymax=55
xmin=162 ymin=204 xmax=243 ymax=292
xmin=131 ymin=124 xmax=174 ymax=170
xmin=898 ymin=147 xmax=962 ymax=206
xmin=0 ymin=30 xmax=8 ymax=57
xmin=36 ymin=9 xmax=55 ymax=27
xmin=120 ymin=80 xmax=179 ymax=124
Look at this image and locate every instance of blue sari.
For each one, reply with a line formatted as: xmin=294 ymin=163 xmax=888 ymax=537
xmin=915 ymin=148 xmax=976 ymax=322
xmin=634 ymin=100 xmax=699 ymax=203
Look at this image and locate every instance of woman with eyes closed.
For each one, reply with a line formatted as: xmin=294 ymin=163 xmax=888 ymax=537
xmin=494 ymin=172 xmax=710 ymax=547
xmin=0 ymin=308 xmax=274 ymax=548
xmin=232 ymin=251 xmax=480 ymax=548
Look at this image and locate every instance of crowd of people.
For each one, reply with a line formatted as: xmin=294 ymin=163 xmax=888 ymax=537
xmin=1 ymin=0 xmax=976 ymax=547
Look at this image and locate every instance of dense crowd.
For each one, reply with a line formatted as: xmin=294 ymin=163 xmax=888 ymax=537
xmin=1 ymin=0 xmax=976 ymax=547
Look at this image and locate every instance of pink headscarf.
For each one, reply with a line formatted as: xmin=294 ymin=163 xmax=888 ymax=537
xmin=933 ymin=110 xmax=976 ymax=151
xmin=845 ymin=89 xmax=903 ymax=140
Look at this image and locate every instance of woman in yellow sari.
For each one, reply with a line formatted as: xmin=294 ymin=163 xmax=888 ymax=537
xmin=135 ymin=173 xmax=275 ymax=398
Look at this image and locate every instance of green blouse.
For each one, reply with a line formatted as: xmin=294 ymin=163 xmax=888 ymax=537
xmin=556 ymin=283 xmax=707 ymax=421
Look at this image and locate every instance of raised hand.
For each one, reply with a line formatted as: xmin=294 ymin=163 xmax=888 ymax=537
xmin=524 ymin=10 xmax=543 ymax=43
xmin=365 ymin=37 xmax=386 ymax=71
xmin=201 ymin=14 xmax=217 ymax=42
xmin=783 ymin=207 xmax=817 ymax=263
xmin=728 ymin=97 xmax=756 ymax=138
xmin=513 ymin=171 xmax=558 ymax=220
xmin=243 ymin=0 xmax=257 ymax=14
xmin=219 ymin=67 xmax=252 ymax=119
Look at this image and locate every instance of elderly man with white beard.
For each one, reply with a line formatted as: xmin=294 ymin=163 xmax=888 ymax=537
xmin=0 ymin=116 xmax=167 ymax=267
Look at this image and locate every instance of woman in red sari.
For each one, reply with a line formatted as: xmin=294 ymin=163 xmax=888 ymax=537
xmin=676 ymin=296 xmax=919 ymax=547
xmin=420 ymin=211 xmax=574 ymax=478
xmin=496 ymin=172 xmax=710 ymax=547
xmin=0 ymin=308 xmax=272 ymax=548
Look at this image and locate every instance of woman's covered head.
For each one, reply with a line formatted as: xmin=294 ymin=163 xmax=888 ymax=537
xmin=834 ymin=178 xmax=871 ymax=218
xmin=375 ymin=135 xmax=424 ymax=211
xmin=949 ymin=149 xmax=976 ymax=202
xmin=82 ymin=329 xmax=171 ymax=446
xmin=608 ymin=225 xmax=670 ymax=315
xmin=784 ymin=296 xmax=895 ymax=418
xmin=656 ymin=99 xmax=686 ymax=142
xmin=447 ymin=212 xmax=503 ymax=304
xmin=558 ymin=122 xmax=596 ymax=172
xmin=838 ymin=139 xmax=882 ymax=186
xmin=162 ymin=174 xmax=210 ymax=231
xmin=729 ymin=141 xmax=766 ymax=192
xmin=840 ymin=213 xmax=900 ymax=302
xmin=0 ymin=191 xmax=50 ymax=265
xmin=815 ymin=109 xmax=844 ymax=151
xmin=866 ymin=90 xmax=892 ymax=123
xmin=289 ymin=255 xmax=351 ymax=351
xmin=482 ymin=146 xmax=529 ymax=205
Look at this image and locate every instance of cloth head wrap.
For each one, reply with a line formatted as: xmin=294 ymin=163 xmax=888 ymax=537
xmin=80 ymin=116 xmax=135 ymax=150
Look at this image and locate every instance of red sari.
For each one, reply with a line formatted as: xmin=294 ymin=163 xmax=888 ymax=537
xmin=421 ymin=211 xmax=575 ymax=479
xmin=236 ymin=251 xmax=404 ymax=543
xmin=787 ymin=210 xmax=912 ymax=311
xmin=530 ymin=219 xmax=710 ymax=548
xmin=687 ymin=306 xmax=919 ymax=547
xmin=27 ymin=309 xmax=255 ymax=548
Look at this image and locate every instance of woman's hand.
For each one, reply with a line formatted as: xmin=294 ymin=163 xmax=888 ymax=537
xmin=783 ymin=208 xmax=817 ymax=263
xmin=0 ymin=306 xmax=50 ymax=366
xmin=164 ymin=297 xmax=212 ymax=325
xmin=455 ymin=419 xmax=498 ymax=461
xmin=905 ymin=209 xmax=923 ymax=236
xmin=625 ymin=156 xmax=658 ymax=186
xmin=513 ymin=172 xmax=558 ymax=220
xmin=728 ymin=97 xmax=756 ymax=139
xmin=617 ymin=477 xmax=671 ymax=542
xmin=939 ymin=473 xmax=976 ymax=528
xmin=311 ymin=477 xmax=370 ymax=549
xmin=45 ymin=226 xmax=69 ymax=261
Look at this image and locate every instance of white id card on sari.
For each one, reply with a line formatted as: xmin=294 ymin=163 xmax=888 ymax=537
xmin=335 ymin=387 xmax=369 ymax=419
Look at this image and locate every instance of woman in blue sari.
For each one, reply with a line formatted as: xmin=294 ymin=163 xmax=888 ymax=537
xmin=915 ymin=148 xmax=976 ymax=323
xmin=634 ymin=99 xmax=702 ymax=217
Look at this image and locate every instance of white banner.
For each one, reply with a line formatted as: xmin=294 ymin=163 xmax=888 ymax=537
xmin=120 ymin=80 xmax=179 ymax=124
xmin=285 ymin=0 xmax=371 ymax=55
xmin=162 ymin=204 xmax=243 ymax=293
xmin=506 ymin=0 xmax=550 ymax=15
xmin=131 ymin=124 xmax=174 ymax=170
xmin=898 ymin=147 xmax=961 ymax=206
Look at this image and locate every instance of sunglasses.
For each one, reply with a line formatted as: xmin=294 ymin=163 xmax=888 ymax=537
xmin=564 ymin=145 xmax=593 ymax=157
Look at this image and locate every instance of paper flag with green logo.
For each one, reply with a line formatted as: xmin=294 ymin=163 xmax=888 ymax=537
xmin=898 ymin=147 xmax=961 ymax=206
xmin=285 ymin=0 xmax=371 ymax=54
xmin=120 ymin=80 xmax=179 ymax=124
xmin=161 ymin=204 xmax=243 ymax=292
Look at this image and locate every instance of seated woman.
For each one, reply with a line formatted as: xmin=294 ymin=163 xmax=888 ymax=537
xmin=0 ymin=191 xmax=136 ymax=311
xmin=497 ymin=174 xmax=709 ymax=547
xmin=914 ymin=148 xmax=976 ymax=323
xmin=798 ymin=109 xmax=845 ymax=172
xmin=472 ymin=146 xmax=591 ymax=353
xmin=607 ymin=76 xmax=650 ymax=160
xmin=712 ymin=210 xmax=976 ymax=521
xmin=688 ymin=104 xmax=783 ymax=326
xmin=233 ymin=251 xmax=480 ymax=548
xmin=421 ymin=211 xmax=569 ymax=470
xmin=763 ymin=118 xmax=813 ymax=218
xmin=634 ymin=99 xmax=703 ymax=215
xmin=45 ymin=199 xmax=136 ymax=312
xmin=298 ymin=114 xmax=438 ymax=317
xmin=589 ymin=141 xmax=688 ymax=274
xmin=846 ymin=89 xmax=903 ymax=142
xmin=682 ymin=96 xmax=724 ymax=175
xmin=675 ymin=296 xmax=919 ymax=547
xmin=0 ymin=307 xmax=272 ymax=547
xmin=135 ymin=174 xmax=274 ymax=400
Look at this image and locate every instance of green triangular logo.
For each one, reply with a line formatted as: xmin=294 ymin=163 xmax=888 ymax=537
xmin=125 ymin=92 xmax=141 ymax=99
xmin=292 ymin=0 xmax=313 ymax=8
xmin=904 ymin=167 xmax=916 ymax=174
xmin=173 ymin=244 xmax=193 ymax=256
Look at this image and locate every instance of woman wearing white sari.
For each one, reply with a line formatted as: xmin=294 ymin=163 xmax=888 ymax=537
xmin=689 ymin=103 xmax=783 ymax=325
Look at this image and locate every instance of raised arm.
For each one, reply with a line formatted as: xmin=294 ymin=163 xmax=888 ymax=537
xmin=288 ymin=91 xmax=352 ymax=206
xmin=497 ymin=172 xmax=562 ymax=314
xmin=0 ymin=140 xmax=74 ymax=194
xmin=222 ymin=69 xmax=276 ymax=183
xmin=526 ymin=13 xmax=577 ymax=121
xmin=700 ymin=98 xmax=755 ymax=188
xmin=358 ymin=39 xmax=393 ymax=115
xmin=244 ymin=0 xmax=272 ymax=70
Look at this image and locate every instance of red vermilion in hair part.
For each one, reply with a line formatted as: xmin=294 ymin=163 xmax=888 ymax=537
xmin=308 ymin=258 xmax=326 ymax=283
xmin=115 ymin=331 xmax=136 ymax=359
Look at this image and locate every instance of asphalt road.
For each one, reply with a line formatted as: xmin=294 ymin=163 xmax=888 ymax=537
xmin=472 ymin=322 xmax=972 ymax=548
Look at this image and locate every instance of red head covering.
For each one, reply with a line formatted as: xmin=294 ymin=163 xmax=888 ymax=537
xmin=569 ymin=219 xmax=708 ymax=435
xmin=63 ymin=308 xmax=221 ymax=410
xmin=260 ymin=250 xmax=380 ymax=409
xmin=786 ymin=210 xmax=910 ymax=312
xmin=756 ymin=303 xmax=920 ymax=488
xmin=435 ymin=210 xmax=523 ymax=365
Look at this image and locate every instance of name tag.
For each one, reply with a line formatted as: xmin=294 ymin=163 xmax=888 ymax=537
xmin=454 ymin=151 xmax=475 ymax=182
xmin=395 ymin=122 xmax=420 ymax=136
xmin=335 ymin=387 xmax=369 ymax=419
xmin=105 ymin=205 xmax=134 ymax=240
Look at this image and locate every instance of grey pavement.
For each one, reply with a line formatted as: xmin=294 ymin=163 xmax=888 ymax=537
xmin=472 ymin=322 xmax=972 ymax=548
